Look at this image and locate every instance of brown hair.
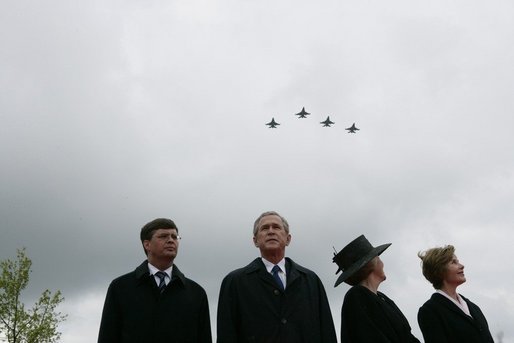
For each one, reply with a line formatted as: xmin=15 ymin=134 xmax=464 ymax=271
xmin=418 ymin=245 xmax=455 ymax=289
xmin=140 ymin=218 xmax=178 ymax=255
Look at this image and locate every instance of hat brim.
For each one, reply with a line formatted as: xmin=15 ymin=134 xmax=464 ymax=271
xmin=334 ymin=243 xmax=391 ymax=287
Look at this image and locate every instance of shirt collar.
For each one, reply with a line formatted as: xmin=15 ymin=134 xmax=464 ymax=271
xmin=261 ymin=257 xmax=286 ymax=274
xmin=147 ymin=262 xmax=173 ymax=278
xmin=436 ymin=289 xmax=471 ymax=316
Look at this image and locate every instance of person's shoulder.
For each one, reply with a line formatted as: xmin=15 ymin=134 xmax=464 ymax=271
xmin=173 ymin=265 xmax=205 ymax=290
xmin=181 ymin=276 xmax=209 ymax=295
xmin=109 ymin=273 xmax=130 ymax=289
xmin=224 ymin=258 xmax=262 ymax=278
xmin=342 ymin=285 xmax=376 ymax=310
xmin=418 ymin=293 xmax=441 ymax=312
xmin=109 ymin=262 xmax=147 ymax=288
xmin=286 ymin=258 xmax=318 ymax=276
xmin=124 ymin=260 xmax=148 ymax=276
xmin=344 ymin=284 xmax=369 ymax=299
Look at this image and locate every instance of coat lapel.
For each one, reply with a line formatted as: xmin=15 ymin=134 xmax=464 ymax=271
xmin=462 ymin=295 xmax=485 ymax=327
xmin=432 ymin=293 xmax=475 ymax=324
xmin=134 ymin=260 xmax=151 ymax=285
xmin=248 ymin=258 xmax=280 ymax=290
xmin=285 ymin=258 xmax=303 ymax=289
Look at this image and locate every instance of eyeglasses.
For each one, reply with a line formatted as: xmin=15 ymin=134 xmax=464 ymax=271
xmin=155 ymin=233 xmax=182 ymax=241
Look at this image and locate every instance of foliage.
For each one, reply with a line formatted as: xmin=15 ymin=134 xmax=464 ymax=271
xmin=0 ymin=249 xmax=66 ymax=343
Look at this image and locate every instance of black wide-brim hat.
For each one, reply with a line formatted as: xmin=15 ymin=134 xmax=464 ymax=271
xmin=333 ymin=235 xmax=391 ymax=287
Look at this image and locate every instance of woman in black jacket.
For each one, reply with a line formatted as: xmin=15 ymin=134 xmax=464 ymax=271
xmin=418 ymin=245 xmax=494 ymax=343
xmin=333 ymin=235 xmax=420 ymax=343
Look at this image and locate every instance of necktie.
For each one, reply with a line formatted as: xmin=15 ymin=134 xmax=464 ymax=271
xmin=271 ymin=265 xmax=284 ymax=290
xmin=155 ymin=271 xmax=167 ymax=293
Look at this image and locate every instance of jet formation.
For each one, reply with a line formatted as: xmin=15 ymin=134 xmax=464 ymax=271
xmin=266 ymin=107 xmax=359 ymax=133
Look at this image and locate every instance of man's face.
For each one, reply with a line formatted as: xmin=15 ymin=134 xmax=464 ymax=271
xmin=253 ymin=215 xmax=291 ymax=253
xmin=143 ymin=228 xmax=180 ymax=262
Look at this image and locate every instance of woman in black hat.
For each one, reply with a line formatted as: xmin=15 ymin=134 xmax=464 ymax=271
xmin=333 ymin=235 xmax=419 ymax=343
xmin=417 ymin=245 xmax=494 ymax=343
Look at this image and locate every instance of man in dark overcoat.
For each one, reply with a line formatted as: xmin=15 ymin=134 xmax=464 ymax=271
xmin=98 ymin=218 xmax=212 ymax=343
xmin=216 ymin=211 xmax=337 ymax=343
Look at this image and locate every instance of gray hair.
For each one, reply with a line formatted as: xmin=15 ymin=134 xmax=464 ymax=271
xmin=253 ymin=211 xmax=290 ymax=236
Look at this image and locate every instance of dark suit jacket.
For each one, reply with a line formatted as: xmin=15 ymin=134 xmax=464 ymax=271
xmin=98 ymin=261 xmax=212 ymax=343
xmin=341 ymin=285 xmax=420 ymax=343
xmin=216 ymin=257 xmax=337 ymax=343
xmin=418 ymin=292 xmax=494 ymax=343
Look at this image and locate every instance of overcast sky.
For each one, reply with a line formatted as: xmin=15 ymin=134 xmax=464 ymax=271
xmin=1 ymin=0 xmax=514 ymax=342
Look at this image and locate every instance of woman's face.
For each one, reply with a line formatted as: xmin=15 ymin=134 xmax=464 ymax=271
xmin=372 ymin=256 xmax=386 ymax=282
xmin=443 ymin=254 xmax=466 ymax=287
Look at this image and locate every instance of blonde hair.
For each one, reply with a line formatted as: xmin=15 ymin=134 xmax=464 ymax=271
xmin=418 ymin=245 xmax=455 ymax=289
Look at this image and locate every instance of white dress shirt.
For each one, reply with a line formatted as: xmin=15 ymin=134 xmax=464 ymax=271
xmin=261 ymin=257 xmax=287 ymax=289
xmin=148 ymin=263 xmax=173 ymax=287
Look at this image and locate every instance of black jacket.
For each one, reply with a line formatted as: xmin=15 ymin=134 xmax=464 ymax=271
xmin=98 ymin=261 xmax=212 ymax=343
xmin=418 ymin=292 xmax=494 ymax=343
xmin=216 ymin=257 xmax=337 ymax=343
xmin=341 ymin=285 xmax=420 ymax=343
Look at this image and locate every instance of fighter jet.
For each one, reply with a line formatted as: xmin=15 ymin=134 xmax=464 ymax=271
xmin=320 ymin=116 xmax=335 ymax=127
xmin=295 ymin=107 xmax=310 ymax=118
xmin=266 ymin=118 xmax=280 ymax=128
xmin=345 ymin=123 xmax=359 ymax=133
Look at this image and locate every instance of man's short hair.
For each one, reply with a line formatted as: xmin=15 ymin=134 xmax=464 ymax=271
xmin=253 ymin=211 xmax=289 ymax=236
xmin=140 ymin=218 xmax=178 ymax=255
